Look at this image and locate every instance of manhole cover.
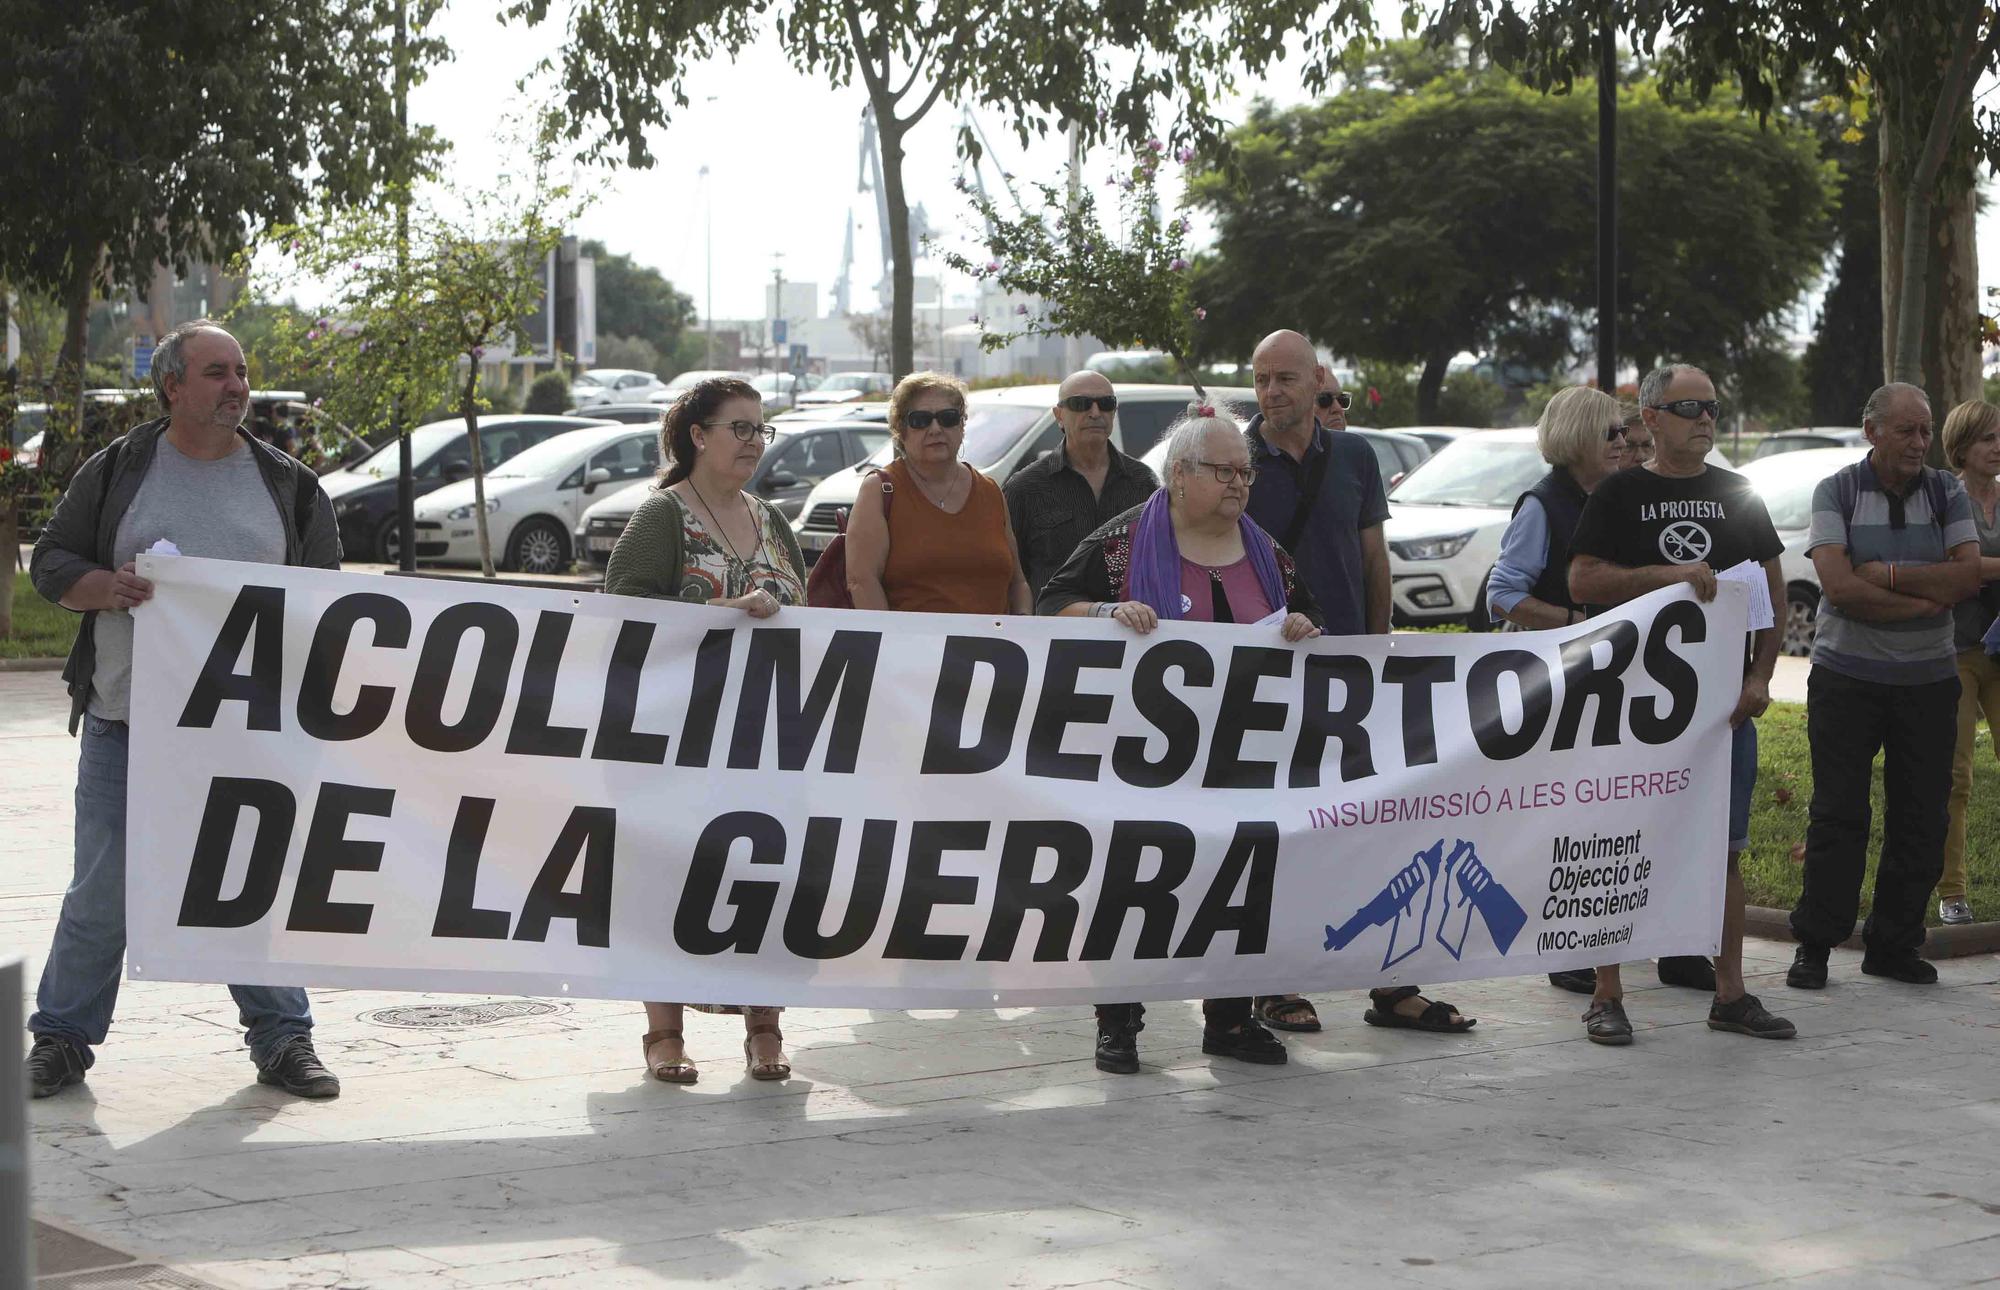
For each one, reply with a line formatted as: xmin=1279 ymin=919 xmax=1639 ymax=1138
xmin=359 ymin=1000 xmax=567 ymax=1029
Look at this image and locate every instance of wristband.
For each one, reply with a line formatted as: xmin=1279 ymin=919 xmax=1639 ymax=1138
xmin=1888 ymin=564 xmax=1896 ymax=592
xmin=1092 ymin=602 xmax=1116 ymax=618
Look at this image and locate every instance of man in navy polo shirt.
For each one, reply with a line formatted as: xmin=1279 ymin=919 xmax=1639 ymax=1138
xmin=1788 ymin=381 xmax=1979 ymax=989
xmin=1243 ymin=330 xmax=1475 ymax=1038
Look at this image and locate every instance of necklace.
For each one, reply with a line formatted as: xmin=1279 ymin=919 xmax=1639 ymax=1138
xmin=686 ymin=480 xmax=764 ymax=589
xmin=907 ymin=462 xmax=964 ymax=510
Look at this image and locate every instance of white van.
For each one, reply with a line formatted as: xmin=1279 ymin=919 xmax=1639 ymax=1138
xmin=793 ymin=383 xmax=1255 ymax=560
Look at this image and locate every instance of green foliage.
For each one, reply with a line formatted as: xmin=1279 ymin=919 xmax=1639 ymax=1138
xmin=1191 ymin=46 xmax=1835 ymax=418
xmin=1353 ymin=367 xmax=1512 ymax=429
xmin=944 ymin=144 xmax=1207 ymax=392
xmin=525 ymin=371 xmax=574 ymax=414
xmin=581 ymin=240 xmax=696 ymax=361
xmin=0 ymin=570 xmax=77 ymax=660
xmin=595 ymin=334 xmax=666 ymax=379
xmin=1803 ymin=113 xmax=1883 ymax=425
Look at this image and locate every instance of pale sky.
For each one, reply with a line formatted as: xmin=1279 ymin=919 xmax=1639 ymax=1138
xmin=401 ymin=1 xmax=1999 ymax=343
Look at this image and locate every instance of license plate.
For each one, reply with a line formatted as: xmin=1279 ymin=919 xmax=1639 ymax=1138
xmin=800 ymin=532 xmax=830 ymax=551
xmin=587 ymin=535 xmax=618 ymax=551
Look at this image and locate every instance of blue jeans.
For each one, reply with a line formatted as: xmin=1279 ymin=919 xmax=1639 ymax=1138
xmin=28 ymin=715 xmax=313 ymax=1067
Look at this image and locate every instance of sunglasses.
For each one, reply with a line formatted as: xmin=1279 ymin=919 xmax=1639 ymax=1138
xmin=1649 ymin=399 xmax=1721 ymax=421
xmin=903 ymin=408 xmax=964 ymax=430
xmin=1605 ymin=424 xmax=1628 ymax=442
xmin=700 ymin=420 xmax=776 ymax=444
xmin=1315 ymin=391 xmax=1353 ymax=410
xmin=1062 ymin=395 xmax=1119 ymax=413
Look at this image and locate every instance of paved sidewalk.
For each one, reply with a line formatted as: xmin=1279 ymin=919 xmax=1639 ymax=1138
xmin=5 ymin=669 xmax=1997 ymax=1289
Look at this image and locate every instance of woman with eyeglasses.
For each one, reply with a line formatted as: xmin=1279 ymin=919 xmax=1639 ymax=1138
xmin=1037 ymin=409 xmax=1321 ymax=1074
xmin=1484 ymin=386 xmax=1630 ymax=994
xmin=602 ymin=374 xmax=806 ymax=1085
xmin=845 ymin=371 xmax=1032 ymax=614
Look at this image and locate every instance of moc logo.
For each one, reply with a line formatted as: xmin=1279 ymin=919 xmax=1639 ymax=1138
xmin=1323 ymin=838 xmax=1529 ymax=970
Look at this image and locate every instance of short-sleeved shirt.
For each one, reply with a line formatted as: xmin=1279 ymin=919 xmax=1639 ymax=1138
xmin=1805 ymin=459 xmax=1976 ymax=684
xmin=1004 ymin=440 xmax=1158 ymax=597
xmin=1243 ymin=415 xmax=1387 ymax=636
xmin=1570 ymin=464 xmax=1783 ymax=666
xmin=1952 ymin=488 xmax=2000 ymax=652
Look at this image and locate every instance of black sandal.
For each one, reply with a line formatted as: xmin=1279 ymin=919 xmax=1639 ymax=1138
xmin=1364 ymin=985 xmax=1477 ymax=1033
xmin=1201 ymin=1019 xmax=1288 ymax=1065
xmin=1252 ymin=994 xmax=1322 ymax=1032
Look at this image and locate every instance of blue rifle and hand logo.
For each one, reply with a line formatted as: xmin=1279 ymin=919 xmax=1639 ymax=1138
xmin=1322 ymin=839 xmax=1528 ymax=970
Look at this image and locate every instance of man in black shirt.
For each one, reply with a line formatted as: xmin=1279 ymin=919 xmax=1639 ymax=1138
xmin=1569 ymin=364 xmax=1796 ymax=1045
xmin=1004 ymin=370 xmax=1159 ymax=597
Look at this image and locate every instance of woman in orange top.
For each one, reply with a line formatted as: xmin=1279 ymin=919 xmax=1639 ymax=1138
xmin=845 ymin=371 xmax=1032 ymax=614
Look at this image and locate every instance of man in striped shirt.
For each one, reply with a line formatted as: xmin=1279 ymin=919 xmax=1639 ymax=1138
xmin=1788 ymin=382 xmax=1980 ymax=989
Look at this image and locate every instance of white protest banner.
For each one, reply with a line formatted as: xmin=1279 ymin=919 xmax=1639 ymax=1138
xmin=128 ymin=556 xmax=1750 ymax=1008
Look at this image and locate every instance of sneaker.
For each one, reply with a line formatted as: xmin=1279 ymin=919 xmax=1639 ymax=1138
xmin=1708 ymin=992 xmax=1796 ymax=1039
xmin=1939 ymin=897 xmax=1974 ymax=926
xmin=1201 ymin=1019 xmax=1287 ymax=1065
xmin=1861 ymin=953 xmax=1939 ymax=985
xmin=1094 ymin=1026 xmax=1140 ymax=1075
xmin=1547 ymin=968 xmax=1597 ymax=995
xmin=26 ymin=1035 xmax=88 ymax=1099
xmin=1786 ymin=944 xmax=1829 ymax=990
xmin=1581 ymin=998 xmax=1633 ymax=1045
xmin=1656 ymin=955 xmax=1717 ymax=991
xmin=255 ymin=1035 xmax=341 ymax=1099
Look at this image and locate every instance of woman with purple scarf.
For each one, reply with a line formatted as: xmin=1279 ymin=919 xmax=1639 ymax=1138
xmin=1038 ymin=410 xmax=1321 ymax=1075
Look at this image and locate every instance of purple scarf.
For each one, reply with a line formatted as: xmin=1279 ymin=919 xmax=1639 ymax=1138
xmin=1124 ymin=489 xmax=1286 ymax=621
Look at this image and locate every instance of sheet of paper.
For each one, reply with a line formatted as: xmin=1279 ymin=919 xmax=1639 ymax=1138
xmin=1716 ymin=560 xmax=1774 ymax=631
xmin=1250 ymin=607 xmax=1288 ymax=627
xmin=145 ymin=538 xmax=182 ymax=556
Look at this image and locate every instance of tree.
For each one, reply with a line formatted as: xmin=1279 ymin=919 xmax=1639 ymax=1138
xmin=525 ymin=371 xmax=574 ymax=414
xmin=1803 ymin=111 xmax=1882 ymax=426
xmin=1433 ymin=0 xmax=2000 ymax=432
xmin=945 ymin=143 xmax=1209 ymax=393
xmin=847 ymin=312 xmax=936 ymax=372
xmin=581 ymin=240 xmax=697 ymax=363
xmin=249 ymin=130 xmax=586 ymax=576
xmin=1188 ymin=51 xmax=1834 ymax=420
xmin=506 ymin=0 xmax=1383 ymax=381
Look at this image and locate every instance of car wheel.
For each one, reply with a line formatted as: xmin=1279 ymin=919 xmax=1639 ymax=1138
xmin=375 ymin=516 xmax=404 ymax=565
xmin=506 ymin=517 xmax=570 ymax=575
xmin=1783 ymin=584 xmax=1819 ymax=657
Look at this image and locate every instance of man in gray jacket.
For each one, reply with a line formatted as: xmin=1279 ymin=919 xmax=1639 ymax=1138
xmin=25 ymin=319 xmax=344 ymax=1100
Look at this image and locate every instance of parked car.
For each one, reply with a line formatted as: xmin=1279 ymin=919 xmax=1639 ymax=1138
xmin=568 ymin=402 xmax=667 ymax=425
xmin=1138 ymin=424 xmax=1429 ymax=493
xmin=791 ymin=383 xmax=1256 ymax=563
xmin=772 ymin=403 xmax=891 ymax=427
xmin=751 ymin=371 xmax=820 ymax=415
xmin=1384 ymin=427 xmax=1733 ymax=628
xmin=575 ymin=417 xmax=891 ymax=570
xmin=1402 ymin=426 xmax=1483 ymax=455
xmin=570 ymin=368 xmax=667 ymax=407
xmin=1737 ymin=445 xmax=1870 ymax=655
xmin=320 ymin=415 xmax=610 ymax=564
xmin=794 ymin=371 xmax=893 ymax=406
xmin=645 ymin=369 xmax=756 ymax=404
xmin=1749 ymin=427 xmax=1867 ymax=460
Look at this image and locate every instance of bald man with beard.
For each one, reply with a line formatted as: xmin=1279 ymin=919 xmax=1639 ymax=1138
xmin=1004 ymin=370 xmax=1161 ymax=597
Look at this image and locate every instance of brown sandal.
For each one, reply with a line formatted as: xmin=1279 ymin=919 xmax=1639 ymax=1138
xmin=743 ymin=1017 xmax=791 ymax=1081
xmin=643 ymin=1028 xmax=698 ymax=1083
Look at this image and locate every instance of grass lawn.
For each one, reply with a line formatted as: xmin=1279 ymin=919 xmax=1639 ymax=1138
xmin=1743 ymin=700 xmax=1998 ymax=925
xmin=1 ymin=569 xmax=75 ymax=661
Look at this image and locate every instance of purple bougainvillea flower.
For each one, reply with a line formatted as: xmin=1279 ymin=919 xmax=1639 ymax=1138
xmin=1194 ymin=306 xmax=1208 ymax=321
xmin=1176 ymin=145 xmax=1194 ymax=164
xmin=1015 ymin=303 xmax=1029 ymax=315
xmin=1169 ymin=257 xmax=1188 ymax=271
xmin=1146 ymin=137 xmax=1163 ymax=152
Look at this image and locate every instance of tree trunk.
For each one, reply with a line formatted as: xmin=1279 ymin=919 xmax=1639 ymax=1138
xmin=1877 ymin=10 xmax=1984 ymax=438
xmin=876 ymin=100 xmax=916 ymax=380
xmin=1416 ymin=347 xmax=1451 ymax=423
xmin=0 ymin=501 xmax=16 ymax=638
xmin=57 ymin=253 xmax=93 ymax=464
xmin=462 ymin=366 xmax=495 ymax=578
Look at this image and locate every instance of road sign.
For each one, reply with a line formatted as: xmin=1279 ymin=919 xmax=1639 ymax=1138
xmin=772 ymin=319 xmax=788 ymax=347
xmin=790 ymin=344 xmax=809 ymax=375
xmin=131 ymin=333 xmax=155 ymax=380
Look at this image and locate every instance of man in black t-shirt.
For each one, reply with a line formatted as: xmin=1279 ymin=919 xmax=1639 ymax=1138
xmin=1567 ymin=364 xmax=1797 ymax=1045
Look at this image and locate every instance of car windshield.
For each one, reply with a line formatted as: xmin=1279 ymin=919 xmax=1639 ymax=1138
xmin=860 ymin=404 xmax=1045 ymax=470
xmin=489 ymin=432 xmax=611 ymax=479
xmin=343 ymin=424 xmax=464 ymax=478
xmin=1390 ymin=436 xmax=1545 ymax=508
xmin=822 ymin=374 xmax=877 ymax=392
xmin=573 ymin=372 xmax=613 ymax=387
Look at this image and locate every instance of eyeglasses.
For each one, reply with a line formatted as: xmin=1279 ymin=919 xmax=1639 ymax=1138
xmin=1605 ymin=424 xmax=1628 ymax=442
xmin=1315 ymin=391 xmax=1353 ymax=411
xmin=700 ymin=420 xmax=776 ymax=443
xmin=1062 ymin=394 xmax=1119 ymax=413
xmin=1649 ymin=399 xmax=1721 ymax=421
xmin=903 ymin=408 xmax=964 ymax=430
xmin=1190 ymin=459 xmax=1257 ymax=485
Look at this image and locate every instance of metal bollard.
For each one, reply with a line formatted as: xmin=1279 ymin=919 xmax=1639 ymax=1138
xmin=1 ymin=955 xmax=29 ymax=1287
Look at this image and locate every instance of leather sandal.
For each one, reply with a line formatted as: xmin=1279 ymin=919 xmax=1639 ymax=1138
xmin=744 ymin=1017 xmax=791 ymax=1081
xmin=642 ymin=1028 xmax=698 ymax=1084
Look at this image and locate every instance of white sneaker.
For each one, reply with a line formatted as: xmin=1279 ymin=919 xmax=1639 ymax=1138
xmin=1939 ymin=896 xmax=1974 ymax=926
